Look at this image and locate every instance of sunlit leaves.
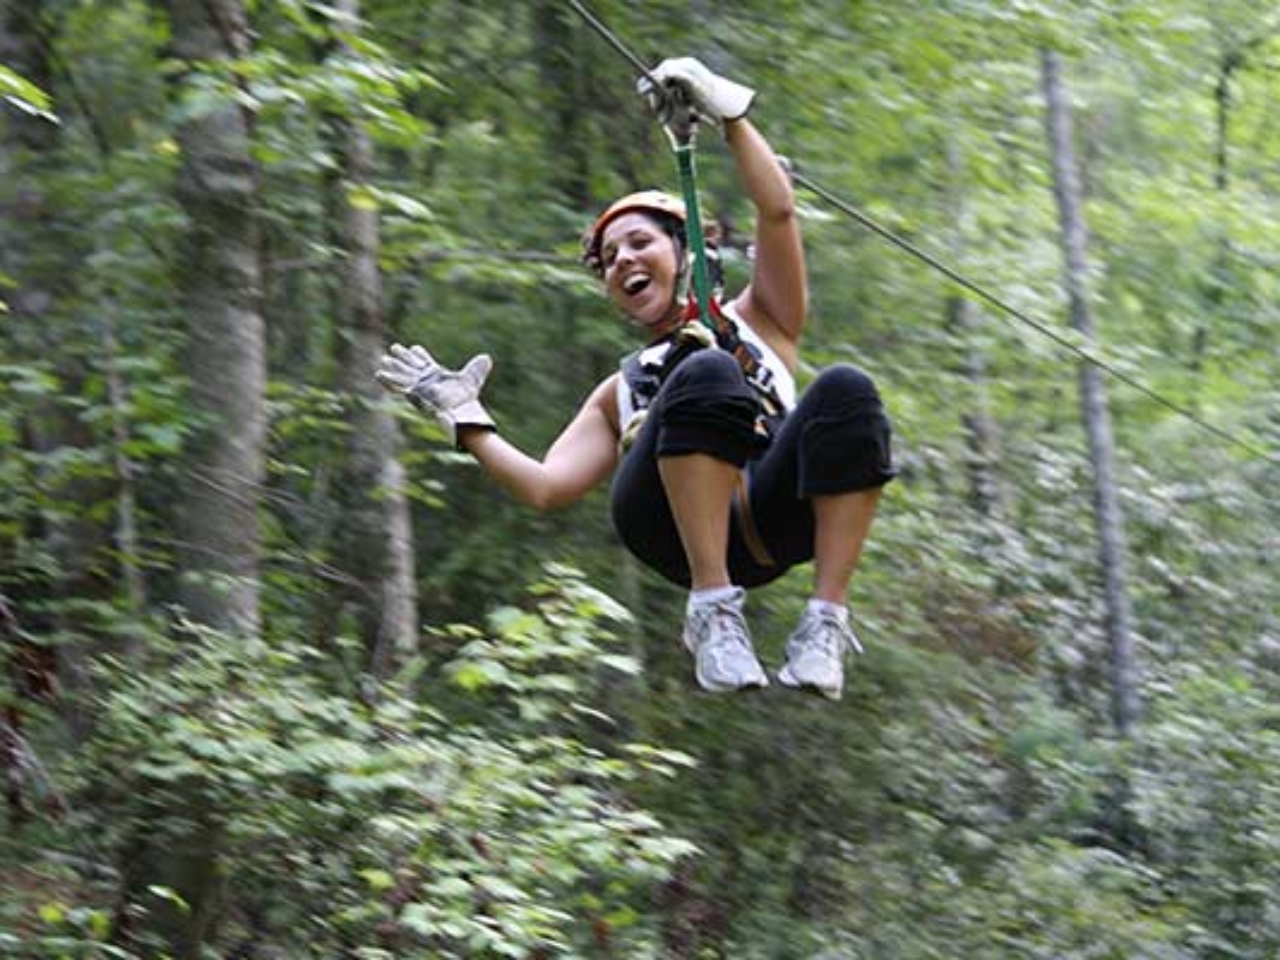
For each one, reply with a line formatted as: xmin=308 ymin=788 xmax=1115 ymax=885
xmin=71 ymin=567 xmax=687 ymax=955
xmin=0 ymin=64 xmax=57 ymax=123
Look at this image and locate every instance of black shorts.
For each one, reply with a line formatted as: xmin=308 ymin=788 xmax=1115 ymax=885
xmin=611 ymin=348 xmax=895 ymax=588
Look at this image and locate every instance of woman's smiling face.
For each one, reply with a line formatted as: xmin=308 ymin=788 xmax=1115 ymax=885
xmin=599 ymin=212 xmax=683 ymax=333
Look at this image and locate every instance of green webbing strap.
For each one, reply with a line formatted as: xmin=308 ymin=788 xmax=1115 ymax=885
xmin=661 ymin=88 xmax=714 ymax=323
xmin=674 ymin=140 xmax=713 ymax=321
xmin=668 ymin=110 xmax=785 ymax=422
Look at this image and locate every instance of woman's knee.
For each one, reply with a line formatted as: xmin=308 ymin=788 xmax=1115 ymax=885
xmin=808 ymin=364 xmax=882 ymax=406
xmin=795 ymin=364 xmax=895 ymax=494
xmin=665 ymin=348 xmax=748 ymax=393
xmin=656 ymin=349 xmax=763 ymax=463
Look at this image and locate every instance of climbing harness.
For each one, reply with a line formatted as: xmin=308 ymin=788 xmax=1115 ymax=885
xmin=585 ymin=104 xmax=786 ymax=453
xmin=564 ymin=0 xmax=1277 ymax=467
xmin=616 ymin=298 xmax=791 ymax=451
xmin=603 ymin=72 xmax=788 ymax=453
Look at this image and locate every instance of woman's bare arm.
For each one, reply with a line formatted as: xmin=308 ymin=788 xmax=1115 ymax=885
xmin=458 ymin=375 xmax=620 ymax=512
xmin=724 ymin=118 xmax=806 ymax=364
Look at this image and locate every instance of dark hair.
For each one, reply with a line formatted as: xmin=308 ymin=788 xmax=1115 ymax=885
xmin=652 ymin=212 xmax=688 ymax=261
xmin=584 ymin=210 xmax=687 ymax=277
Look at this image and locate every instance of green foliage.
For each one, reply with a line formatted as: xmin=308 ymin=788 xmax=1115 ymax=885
xmin=4 ymin=0 xmax=1280 ymax=957
xmin=1135 ymin=666 xmax=1280 ymax=955
xmin=17 ymin=565 xmax=685 ymax=958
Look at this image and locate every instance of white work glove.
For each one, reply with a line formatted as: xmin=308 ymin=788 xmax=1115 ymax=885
xmin=375 ymin=343 xmax=495 ymax=446
xmin=638 ymin=56 xmax=756 ymax=126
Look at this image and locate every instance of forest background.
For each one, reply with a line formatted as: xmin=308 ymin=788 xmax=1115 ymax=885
xmin=2 ymin=0 xmax=1279 ymax=957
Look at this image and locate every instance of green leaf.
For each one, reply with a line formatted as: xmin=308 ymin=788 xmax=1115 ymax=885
xmin=358 ymin=868 xmax=395 ymax=892
xmin=449 ymin=658 xmax=511 ymax=691
xmin=146 ymin=886 xmax=190 ymax=913
xmin=427 ymin=876 xmax=472 ymax=899
xmin=0 ymin=64 xmax=57 ymax=122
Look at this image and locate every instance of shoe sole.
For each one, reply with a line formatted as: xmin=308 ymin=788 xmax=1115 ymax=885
xmin=776 ymin=666 xmax=842 ymax=701
xmin=695 ymin=669 xmax=769 ymax=693
xmin=684 ymin=632 xmax=769 ymax=693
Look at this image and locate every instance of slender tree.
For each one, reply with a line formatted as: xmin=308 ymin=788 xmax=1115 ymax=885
xmin=0 ymin=0 xmax=117 ymax=739
xmin=328 ymin=0 xmax=418 ymax=682
xmin=532 ymin=0 xmax=592 ymax=206
xmin=1040 ymin=48 xmax=1139 ymax=738
xmin=170 ymin=0 xmax=267 ymax=636
xmin=945 ymin=138 xmax=1004 ymax=518
xmin=112 ymin=2 xmax=267 ymax=954
xmin=1195 ymin=19 xmax=1280 ymax=374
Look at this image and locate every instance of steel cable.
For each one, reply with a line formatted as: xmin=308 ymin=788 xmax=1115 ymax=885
xmin=563 ymin=0 xmax=1277 ymax=465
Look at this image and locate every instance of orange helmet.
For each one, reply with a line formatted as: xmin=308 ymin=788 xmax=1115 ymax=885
xmin=583 ymin=190 xmax=687 ymax=274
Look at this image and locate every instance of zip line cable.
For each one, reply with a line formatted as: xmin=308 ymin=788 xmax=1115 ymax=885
xmin=564 ymin=0 xmax=661 ymax=88
xmin=789 ymin=169 xmax=1275 ymax=462
xmin=563 ymin=0 xmax=1278 ymax=466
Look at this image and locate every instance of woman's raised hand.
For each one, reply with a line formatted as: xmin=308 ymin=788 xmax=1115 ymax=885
xmin=638 ymin=56 xmax=755 ymax=126
xmin=375 ymin=343 xmax=495 ymax=445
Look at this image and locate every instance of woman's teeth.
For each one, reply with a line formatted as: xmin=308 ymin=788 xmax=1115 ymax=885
xmin=624 ymin=274 xmax=651 ymax=295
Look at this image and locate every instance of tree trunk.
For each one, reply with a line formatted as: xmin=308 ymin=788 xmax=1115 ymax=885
xmin=170 ymin=0 xmax=267 ymax=636
xmin=120 ymin=1 xmax=266 ymax=954
xmin=1197 ymin=29 xmax=1276 ymax=373
xmin=944 ymin=138 xmax=1003 ymax=518
xmin=0 ymin=0 xmax=117 ymax=740
xmin=324 ymin=0 xmax=418 ymax=685
xmin=1040 ymin=49 xmax=1140 ymax=738
xmin=1213 ymin=52 xmax=1237 ymax=194
xmin=532 ymin=0 xmax=592 ymax=206
xmin=1192 ymin=50 xmax=1240 ymax=377
xmin=101 ymin=305 xmax=147 ymax=625
xmin=949 ymin=296 xmax=1005 ymax=515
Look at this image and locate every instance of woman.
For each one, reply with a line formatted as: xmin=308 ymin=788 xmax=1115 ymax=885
xmin=377 ymin=57 xmax=894 ymax=700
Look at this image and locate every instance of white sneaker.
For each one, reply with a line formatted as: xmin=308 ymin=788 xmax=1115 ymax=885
xmin=681 ymin=587 xmax=768 ymax=693
xmin=777 ymin=605 xmax=863 ymax=700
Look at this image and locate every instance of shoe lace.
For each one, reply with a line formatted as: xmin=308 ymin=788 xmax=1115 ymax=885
xmin=700 ymin=599 xmax=751 ymax=652
xmin=800 ymin=611 xmax=862 ymax=658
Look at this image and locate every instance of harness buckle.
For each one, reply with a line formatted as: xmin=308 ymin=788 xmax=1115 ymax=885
xmin=619 ymin=409 xmax=649 ymax=454
xmin=675 ymin=320 xmax=715 ymax=350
